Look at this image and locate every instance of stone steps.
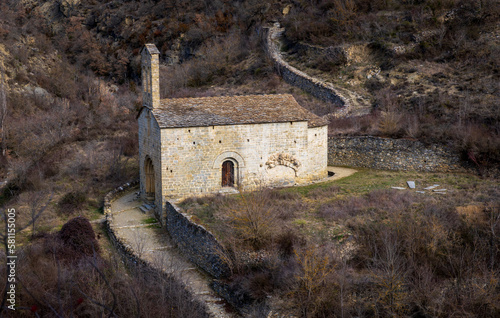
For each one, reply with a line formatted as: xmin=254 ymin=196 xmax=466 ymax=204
xmin=139 ymin=203 xmax=154 ymax=214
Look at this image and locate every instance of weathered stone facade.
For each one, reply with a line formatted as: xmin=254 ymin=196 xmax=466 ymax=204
xmin=138 ymin=44 xmax=328 ymax=222
xmin=328 ymin=136 xmax=467 ymax=172
xmin=155 ymin=121 xmax=327 ymax=198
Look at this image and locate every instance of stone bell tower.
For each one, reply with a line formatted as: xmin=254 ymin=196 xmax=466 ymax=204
xmin=141 ymin=44 xmax=160 ymax=109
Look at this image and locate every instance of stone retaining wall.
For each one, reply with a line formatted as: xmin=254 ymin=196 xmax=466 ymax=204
xmin=165 ymin=201 xmax=232 ymax=279
xmin=103 ymin=180 xmax=232 ymax=279
xmin=328 ymin=136 xmax=468 ymax=172
xmin=263 ymin=23 xmax=348 ymax=113
xmin=103 ymin=180 xmax=146 ymax=267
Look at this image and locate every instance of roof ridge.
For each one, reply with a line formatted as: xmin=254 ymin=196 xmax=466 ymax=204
xmin=159 ymin=93 xmax=291 ymax=102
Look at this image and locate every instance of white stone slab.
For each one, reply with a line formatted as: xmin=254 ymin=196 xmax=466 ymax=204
xmin=391 ymin=187 xmax=406 ymax=190
xmin=416 ymin=191 xmax=426 ymax=194
xmin=424 ymin=185 xmax=440 ymax=190
xmin=407 ymin=181 xmax=416 ymax=189
xmin=433 ymin=189 xmax=447 ymax=192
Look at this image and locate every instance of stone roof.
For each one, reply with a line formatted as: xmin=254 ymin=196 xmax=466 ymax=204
xmin=151 ymin=94 xmax=328 ymax=128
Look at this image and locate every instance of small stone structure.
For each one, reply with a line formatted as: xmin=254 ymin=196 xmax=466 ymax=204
xmin=328 ymin=136 xmax=466 ymax=172
xmin=138 ymin=44 xmax=328 ymax=223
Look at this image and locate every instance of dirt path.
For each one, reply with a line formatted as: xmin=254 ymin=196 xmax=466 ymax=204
xmin=327 ymin=166 xmax=358 ymax=181
xmin=109 ymin=191 xmax=234 ymax=318
xmin=108 ymin=167 xmax=356 ymax=317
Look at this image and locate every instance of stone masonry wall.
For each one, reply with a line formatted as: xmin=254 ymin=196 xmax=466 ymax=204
xmin=263 ymin=23 xmax=349 ymax=114
xmin=138 ymin=109 xmax=163 ymax=223
xmin=103 ymin=180 xmax=231 ymax=280
xmin=328 ymin=136 xmax=467 ymax=172
xmin=308 ymin=126 xmax=328 ymax=178
xmin=159 ymin=121 xmax=328 ymax=199
xmin=165 ymin=201 xmax=232 ymax=279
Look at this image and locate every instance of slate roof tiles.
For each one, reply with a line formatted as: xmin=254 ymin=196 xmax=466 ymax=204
xmin=151 ymin=94 xmax=328 ymax=128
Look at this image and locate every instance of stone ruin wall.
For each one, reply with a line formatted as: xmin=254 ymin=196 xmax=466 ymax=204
xmin=328 ymin=136 xmax=468 ymax=172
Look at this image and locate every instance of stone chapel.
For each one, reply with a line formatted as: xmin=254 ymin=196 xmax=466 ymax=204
xmin=138 ymin=44 xmax=328 ymax=221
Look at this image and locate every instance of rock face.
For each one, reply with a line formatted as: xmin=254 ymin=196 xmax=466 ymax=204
xmin=328 ymin=136 xmax=468 ymax=172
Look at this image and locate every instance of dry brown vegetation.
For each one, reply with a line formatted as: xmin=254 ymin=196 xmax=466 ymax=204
xmin=0 ymin=216 xmax=208 ymax=317
xmin=181 ymin=171 xmax=500 ymax=317
xmin=282 ymin=0 xmax=500 ymax=170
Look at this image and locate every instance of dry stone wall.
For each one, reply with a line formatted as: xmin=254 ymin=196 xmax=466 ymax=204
xmin=165 ymin=201 xmax=232 ymax=279
xmin=103 ymin=180 xmax=150 ymax=267
xmin=104 ymin=181 xmax=232 ymax=279
xmin=328 ymin=136 xmax=467 ymax=172
xmin=263 ymin=23 xmax=349 ymax=113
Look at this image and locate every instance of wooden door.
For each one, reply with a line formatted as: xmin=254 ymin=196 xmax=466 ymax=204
xmin=222 ymin=160 xmax=234 ymax=187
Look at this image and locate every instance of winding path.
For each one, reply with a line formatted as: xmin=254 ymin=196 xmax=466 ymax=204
xmin=109 ymin=191 xmax=235 ymax=318
xmin=108 ymin=167 xmax=357 ymax=317
xmin=266 ymin=23 xmax=372 ymax=117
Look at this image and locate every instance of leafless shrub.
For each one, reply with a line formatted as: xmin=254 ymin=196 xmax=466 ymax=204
xmin=292 ymin=245 xmax=335 ymax=317
xmin=131 ymin=228 xmax=148 ymax=259
xmin=225 ymin=190 xmax=278 ymax=249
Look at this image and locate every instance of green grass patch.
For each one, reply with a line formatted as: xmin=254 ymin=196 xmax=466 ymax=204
xmin=142 ymin=217 xmax=158 ymax=224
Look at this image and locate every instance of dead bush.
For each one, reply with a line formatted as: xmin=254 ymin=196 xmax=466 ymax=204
xmin=276 ymin=230 xmax=304 ymax=257
xmin=58 ymin=216 xmax=99 ymax=257
xmin=0 ymin=234 xmax=209 ymax=317
xmin=292 ymin=245 xmax=335 ymax=317
xmin=226 ymin=190 xmax=279 ymax=249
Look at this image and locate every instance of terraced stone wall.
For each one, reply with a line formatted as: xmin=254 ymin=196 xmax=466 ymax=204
xmin=328 ymin=136 xmax=467 ymax=172
xmin=263 ymin=24 xmax=347 ymax=109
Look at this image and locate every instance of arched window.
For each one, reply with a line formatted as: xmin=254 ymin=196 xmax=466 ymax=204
xmin=222 ymin=160 xmax=235 ymax=187
xmin=144 ymin=157 xmax=155 ymax=200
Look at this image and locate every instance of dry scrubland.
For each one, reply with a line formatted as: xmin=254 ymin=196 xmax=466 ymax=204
xmin=281 ymin=0 xmax=500 ymax=170
xmin=0 ymin=0 xmax=498 ymax=317
xmin=181 ymin=170 xmax=500 ymax=317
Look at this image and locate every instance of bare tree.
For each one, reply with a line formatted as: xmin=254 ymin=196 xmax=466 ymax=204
xmin=28 ymin=191 xmax=50 ymax=239
xmin=0 ymin=194 xmax=52 ymax=315
xmin=226 ymin=189 xmax=278 ymax=249
xmin=131 ymin=228 xmax=148 ymax=259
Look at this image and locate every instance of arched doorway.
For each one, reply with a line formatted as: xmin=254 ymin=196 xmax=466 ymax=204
xmin=222 ymin=160 xmax=235 ymax=187
xmin=144 ymin=157 xmax=155 ymax=201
